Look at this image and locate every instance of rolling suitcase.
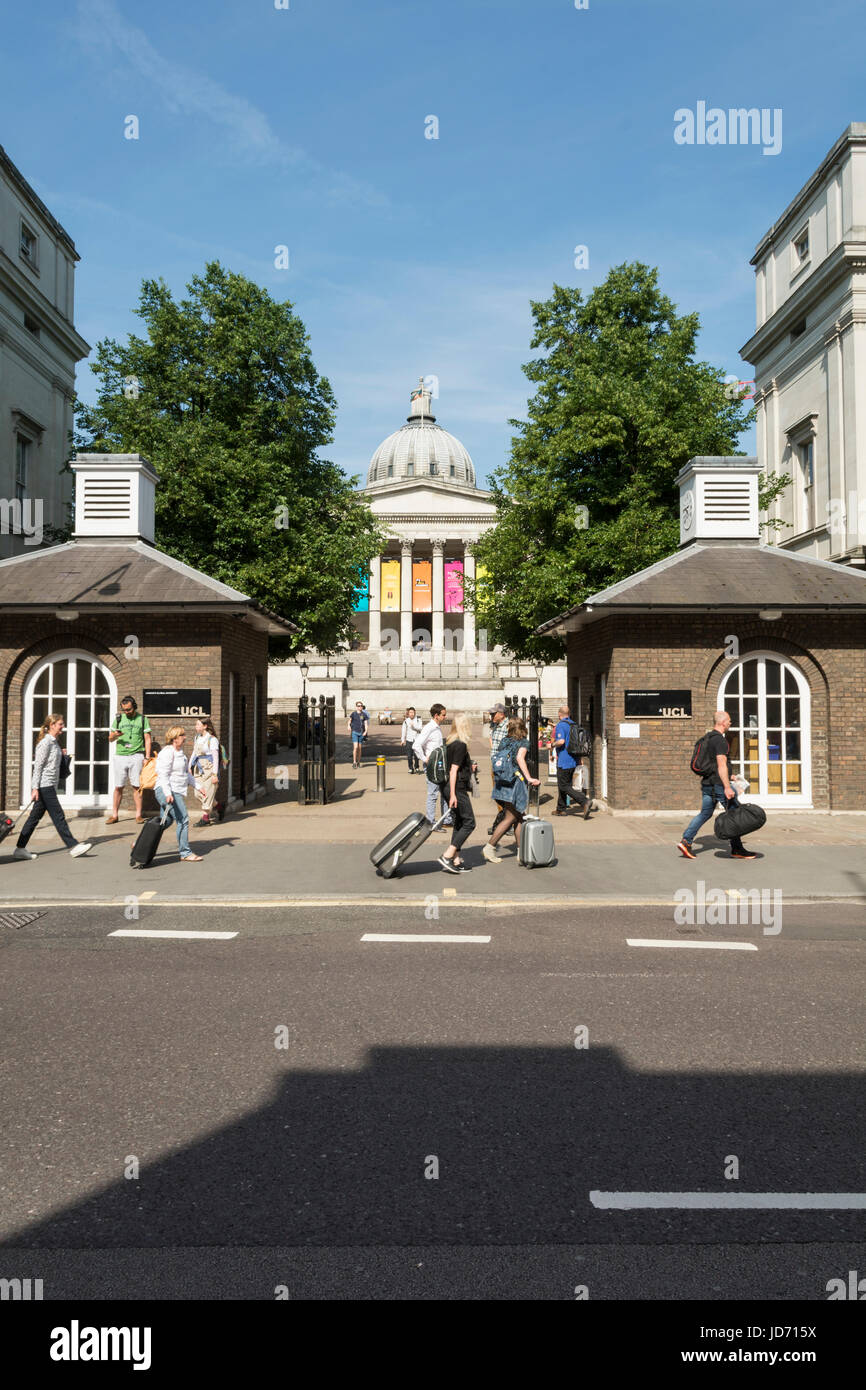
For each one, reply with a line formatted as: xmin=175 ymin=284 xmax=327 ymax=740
xmin=0 ymin=806 xmax=29 ymax=848
xmin=371 ymin=808 xmax=451 ymax=879
xmin=518 ymin=814 xmax=555 ymax=868
xmin=130 ymin=808 xmax=171 ymax=869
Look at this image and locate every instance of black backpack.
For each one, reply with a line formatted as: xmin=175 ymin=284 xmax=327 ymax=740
xmin=690 ymin=732 xmax=717 ymax=777
xmin=566 ymin=721 xmax=591 ymax=759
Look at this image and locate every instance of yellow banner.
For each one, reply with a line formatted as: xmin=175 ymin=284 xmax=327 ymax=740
xmin=381 ymin=559 xmax=400 ymax=612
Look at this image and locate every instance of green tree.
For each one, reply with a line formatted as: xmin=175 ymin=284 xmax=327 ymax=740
xmin=74 ymin=262 xmax=382 ymax=652
xmin=469 ymin=264 xmax=756 ymax=661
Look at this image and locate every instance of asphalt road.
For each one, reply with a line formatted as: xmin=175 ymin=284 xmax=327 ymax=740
xmin=1 ymin=902 xmax=864 ymax=1300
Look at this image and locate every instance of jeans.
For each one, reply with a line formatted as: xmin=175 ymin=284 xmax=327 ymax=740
xmin=155 ymin=787 xmax=192 ymax=858
xmin=16 ymin=785 xmax=78 ymax=850
xmin=683 ymin=783 xmax=747 ymax=856
xmin=405 ymin=745 xmax=420 ymax=772
xmin=449 ymin=786 xmax=476 ymax=851
xmin=556 ymin=765 xmax=588 ymax=811
xmin=426 ymin=778 xmax=452 ymax=826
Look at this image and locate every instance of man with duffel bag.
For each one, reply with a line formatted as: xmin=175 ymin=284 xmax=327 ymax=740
xmin=678 ymin=711 xmax=759 ymax=861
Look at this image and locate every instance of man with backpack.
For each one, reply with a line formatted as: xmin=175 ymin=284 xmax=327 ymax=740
xmin=413 ymin=702 xmax=453 ymax=829
xmin=678 ymin=711 xmax=757 ymax=860
xmin=553 ymin=704 xmax=594 ymax=818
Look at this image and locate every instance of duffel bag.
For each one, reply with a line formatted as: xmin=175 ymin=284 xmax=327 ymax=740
xmin=714 ymin=801 xmax=767 ymax=841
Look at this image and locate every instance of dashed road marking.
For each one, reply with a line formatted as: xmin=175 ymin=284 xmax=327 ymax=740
xmin=109 ymin=929 xmax=238 ymax=940
xmin=626 ymin=938 xmax=758 ymax=951
xmin=361 ymin=933 xmax=491 ymax=944
xmin=590 ymin=1191 xmax=866 ymax=1209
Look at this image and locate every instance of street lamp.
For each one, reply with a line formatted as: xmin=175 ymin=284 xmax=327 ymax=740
xmin=533 ymin=661 xmax=544 ymax=712
xmin=299 ymin=658 xmax=309 ymax=699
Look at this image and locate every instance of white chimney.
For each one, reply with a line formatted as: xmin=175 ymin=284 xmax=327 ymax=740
xmin=71 ymin=453 xmax=157 ymax=542
xmin=676 ymin=456 xmax=761 ymax=547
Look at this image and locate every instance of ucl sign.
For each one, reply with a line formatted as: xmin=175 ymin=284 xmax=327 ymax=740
xmin=624 ymin=690 xmax=692 ymax=719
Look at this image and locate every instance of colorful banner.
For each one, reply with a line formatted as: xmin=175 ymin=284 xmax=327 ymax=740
xmin=444 ymin=559 xmax=464 ymax=613
xmin=412 ymin=560 xmax=432 ymax=613
xmin=353 ymin=569 xmax=369 ymax=613
xmin=381 ymin=559 xmax=400 ymax=612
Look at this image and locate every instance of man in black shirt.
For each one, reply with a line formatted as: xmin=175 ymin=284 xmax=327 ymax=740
xmin=677 ymin=711 xmax=756 ymax=860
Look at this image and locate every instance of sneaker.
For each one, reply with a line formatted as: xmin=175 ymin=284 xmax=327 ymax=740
xmin=730 ymin=851 xmax=758 ymax=860
xmin=482 ymin=843 xmax=501 ymax=864
xmin=195 ymin=817 xmax=210 ymax=828
xmin=582 ymin=801 xmax=592 ymax=819
xmin=438 ymin=855 xmax=460 ymax=874
xmin=677 ymin=840 xmax=696 ymax=859
xmin=13 ymin=847 xmax=37 ymax=860
xmin=70 ymin=842 xmax=92 ymax=858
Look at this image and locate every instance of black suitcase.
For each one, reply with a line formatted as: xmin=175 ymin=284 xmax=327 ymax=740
xmin=370 ymin=808 xmax=451 ymax=879
xmin=130 ymin=809 xmax=170 ymax=869
xmin=714 ymin=801 xmax=767 ymax=840
xmin=0 ymin=806 xmax=29 ymax=847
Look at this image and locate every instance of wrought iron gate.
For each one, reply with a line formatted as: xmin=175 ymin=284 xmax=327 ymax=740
xmin=297 ymin=695 xmax=336 ymax=804
xmin=504 ymin=694 xmax=541 ymax=812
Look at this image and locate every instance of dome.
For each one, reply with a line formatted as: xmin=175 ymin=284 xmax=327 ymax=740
xmin=366 ymin=380 xmax=476 ymax=487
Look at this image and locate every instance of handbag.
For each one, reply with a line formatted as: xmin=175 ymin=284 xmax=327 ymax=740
xmin=139 ymin=756 xmax=158 ymax=791
xmin=58 ymin=753 xmax=72 ymax=784
xmin=714 ymin=801 xmax=767 ymax=841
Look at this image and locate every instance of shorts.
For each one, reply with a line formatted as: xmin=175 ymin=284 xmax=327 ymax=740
xmin=351 ymin=731 xmax=365 ymax=744
xmin=113 ymin=752 xmax=145 ymax=788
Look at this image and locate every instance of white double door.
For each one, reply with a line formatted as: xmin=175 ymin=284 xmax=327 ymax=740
xmin=23 ymin=651 xmax=118 ymax=808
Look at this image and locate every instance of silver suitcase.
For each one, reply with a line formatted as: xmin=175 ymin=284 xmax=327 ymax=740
xmin=518 ymin=814 xmax=555 ymax=868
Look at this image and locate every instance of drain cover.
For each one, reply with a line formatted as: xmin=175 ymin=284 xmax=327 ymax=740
xmin=0 ymin=910 xmax=45 ymax=930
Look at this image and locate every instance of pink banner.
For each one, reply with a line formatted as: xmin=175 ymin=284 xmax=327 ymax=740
xmin=444 ymin=559 xmax=464 ymax=613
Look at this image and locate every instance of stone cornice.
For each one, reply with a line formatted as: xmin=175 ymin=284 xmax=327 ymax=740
xmin=0 ymin=252 xmax=90 ymax=362
xmin=740 ymin=242 xmax=866 ymax=365
xmin=749 ymin=124 xmax=866 ymax=264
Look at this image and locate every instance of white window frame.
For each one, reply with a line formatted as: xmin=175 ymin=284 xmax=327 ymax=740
xmin=790 ymin=222 xmax=810 ymax=279
xmin=717 ymin=652 xmax=811 ymax=808
xmin=19 ymin=218 xmax=39 ymax=273
xmin=22 ymin=651 xmax=118 ymax=809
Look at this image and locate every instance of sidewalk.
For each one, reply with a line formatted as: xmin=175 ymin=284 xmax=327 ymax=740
xmin=3 ymin=725 xmax=866 ymax=904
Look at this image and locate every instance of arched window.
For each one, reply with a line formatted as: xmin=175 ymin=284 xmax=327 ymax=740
xmin=717 ymin=653 xmax=811 ymax=806
xmin=23 ymin=651 xmax=118 ymax=807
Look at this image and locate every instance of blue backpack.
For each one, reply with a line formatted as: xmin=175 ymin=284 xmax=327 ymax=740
xmin=491 ymin=744 xmax=517 ymax=786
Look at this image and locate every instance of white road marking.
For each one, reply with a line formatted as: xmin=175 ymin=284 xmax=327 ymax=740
xmin=109 ymin=929 xmax=238 ymax=940
xmin=627 ymin=938 xmax=757 ymax=951
xmin=590 ymin=1191 xmax=866 ymax=1209
xmin=361 ymin=933 xmax=491 ymax=944
xmin=138 ymin=890 xmax=157 ymax=900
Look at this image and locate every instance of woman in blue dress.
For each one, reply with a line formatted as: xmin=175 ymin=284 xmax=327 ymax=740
xmin=483 ymin=717 xmax=540 ymax=863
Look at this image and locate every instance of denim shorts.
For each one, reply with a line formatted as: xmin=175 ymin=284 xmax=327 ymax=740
xmin=351 ymin=731 xmax=365 ymax=744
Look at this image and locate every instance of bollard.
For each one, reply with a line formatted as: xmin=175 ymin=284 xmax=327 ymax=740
xmin=376 ymin=755 xmax=386 ymax=792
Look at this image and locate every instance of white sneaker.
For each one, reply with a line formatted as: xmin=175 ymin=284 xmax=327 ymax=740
xmin=13 ymin=847 xmax=37 ymax=860
xmin=482 ymin=842 xmax=502 ymax=864
xmin=70 ymin=842 xmax=92 ymax=858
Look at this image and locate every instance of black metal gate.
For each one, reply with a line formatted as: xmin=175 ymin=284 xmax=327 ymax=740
xmin=297 ymin=695 xmax=336 ymax=804
xmin=504 ymin=694 xmax=541 ymax=812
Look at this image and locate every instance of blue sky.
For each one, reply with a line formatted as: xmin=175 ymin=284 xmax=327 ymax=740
xmin=2 ymin=0 xmax=863 ymax=486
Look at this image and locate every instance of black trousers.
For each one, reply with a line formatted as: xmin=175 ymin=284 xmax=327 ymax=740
xmin=405 ymin=744 xmax=419 ymax=772
xmin=17 ymin=786 xmax=78 ymax=850
xmin=556 ymin=765 xmax=588 ymax=812
xmin=449 ymin=786 xmax=476 ymax=851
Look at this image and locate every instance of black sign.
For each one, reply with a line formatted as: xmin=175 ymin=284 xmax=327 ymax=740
xmin=624 ymin=690 xmax=692 ymax=719
xmin=143 ymin=689 xmax=212 ymax=717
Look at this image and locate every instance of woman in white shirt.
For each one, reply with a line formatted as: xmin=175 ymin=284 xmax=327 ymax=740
xmin=155 ymin=726 xmax=202 ymax=862
xmin=400 ymin=706 xmax=423 ymax=773
xmin=189 ymin=716 xmax=221 ymax=827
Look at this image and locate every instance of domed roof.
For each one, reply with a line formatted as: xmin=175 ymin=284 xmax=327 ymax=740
xmin=366 ymin=380 xmax=476 ymax=487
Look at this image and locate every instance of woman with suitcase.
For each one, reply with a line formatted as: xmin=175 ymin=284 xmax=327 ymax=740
xmin=155 ymin=727 xmax=202 ymax=863
xmin=12 ymin=713 xmax=93 ymax=860
xmin=438 ymin=714 xmax=478 ymax=874
xmin=482 ymin=717 xmax=540 ymax=864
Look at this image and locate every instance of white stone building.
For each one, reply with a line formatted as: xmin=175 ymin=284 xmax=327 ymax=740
xmin=268 ymin=381 xmax=567 ymax=717
xmin=0 ymin=144 xmax=89 ymax=559
xmin=741 ymin=123 xmax=866 ymax=567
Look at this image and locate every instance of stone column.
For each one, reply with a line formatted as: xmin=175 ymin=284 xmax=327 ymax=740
xmin=368 ymin=554 xmax=381 ymax=653
xmin=400 ymin=541 xmax=413 ymax=658
xmin=462 ymin=546 xmax=476 ymax=659
xmin=432 ymin=539 xmax=445 ymax=655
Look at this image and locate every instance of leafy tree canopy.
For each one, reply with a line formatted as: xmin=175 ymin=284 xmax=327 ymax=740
xmin=74 ymin=262 xmax=383 ymax=653
xmin=468 ymin=263 xmax=756 ymax=661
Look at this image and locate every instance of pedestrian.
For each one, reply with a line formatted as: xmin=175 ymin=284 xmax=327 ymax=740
xmin=12 ymin=713 xmax=93 ymax=860
xmin=348 ymin=700 xmax=370 ymax=767
xmin=482 ymin=716 xmax=540 ymax=864
xmin=553 ymin=703 xmax=594 ymax=818
xmin=189 ymin=716 xmax=221 ymax=827
xmin=677 ymin=710 xmax=758 ymax=861
xmin=413 ymin=702 xmax=453 ymax=828
xmin=401 ymin=706 xmax=423 ymax=773
xmin=438 ymin=714 xmax=477 ymax=873
xmin=155 ymin=727 xmax=203 ymax=863
xmin=486 ymin=703 xmax=510 ymax=836
xmin=106 ymin=694 xmax=152 ymax=824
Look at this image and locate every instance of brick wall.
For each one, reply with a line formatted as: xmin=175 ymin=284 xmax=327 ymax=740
xmin=0 ymin=614 xmax=268 ymax=809
xmin=566 ymin=614 xmax=864 ymax=810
